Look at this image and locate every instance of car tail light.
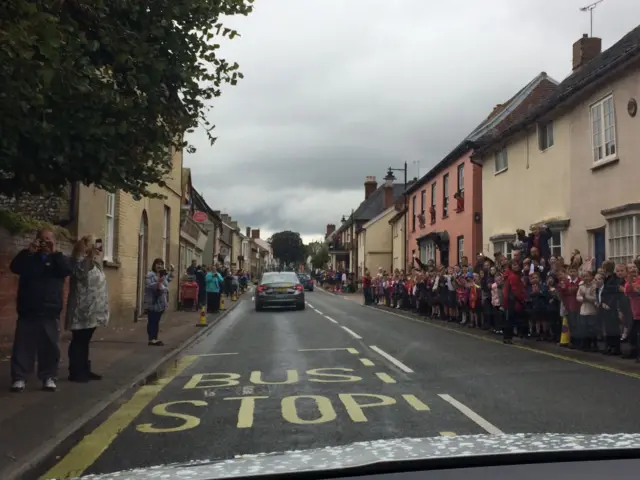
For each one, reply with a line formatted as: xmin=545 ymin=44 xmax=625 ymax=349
xmin=296 ymin=284 xmax=304 ymax=291
xmin=257 ymin=285 xmax=266 ymax=293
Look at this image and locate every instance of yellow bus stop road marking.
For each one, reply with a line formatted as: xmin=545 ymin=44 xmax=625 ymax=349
xmin=42 ymin=355 xmax=197 ymax=480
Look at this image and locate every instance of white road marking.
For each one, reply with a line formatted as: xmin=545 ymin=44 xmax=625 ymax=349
xmin=251 ymin=296 xmax=255 ymax=301
xmin=324 ymin=315 xmax=338 ymax=324
xmin=369 ymin=345 xmax=414 ymax=373
xmin=341 ymin=326 xmax=362 ymax=339
xmin=306 ymin=303 xmax=314 ymax=308
xmin=438 ymin=394 xmax=504 ymax=435
xmin=314 ymin=309 xmax=324 ymax=315
xmin=242 ymin=386 xmax=255 ymax=395
xmin=193 ymin=352 xmax=239 ymax=357
xmin=299 ymin=348 xmax=359 ymax=354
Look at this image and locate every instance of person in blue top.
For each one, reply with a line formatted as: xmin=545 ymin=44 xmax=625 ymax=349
xmin=205 ymin=266 xmax=224 ymax=313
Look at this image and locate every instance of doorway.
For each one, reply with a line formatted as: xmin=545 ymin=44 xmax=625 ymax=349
xmin=135 ymin=210 xmax=149 ymax=321
xmin=593 ymin=229 xmax=605 ymax=268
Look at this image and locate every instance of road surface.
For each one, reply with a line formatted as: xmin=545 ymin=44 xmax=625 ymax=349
xmin=43 ymin=288 xmax=640 ymax=478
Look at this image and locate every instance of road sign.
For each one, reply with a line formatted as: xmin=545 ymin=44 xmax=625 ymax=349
xmin=192 ymin=211 xmax=207 ymax=222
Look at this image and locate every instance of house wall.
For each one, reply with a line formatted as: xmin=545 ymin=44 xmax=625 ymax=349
xmin=408 ymin=151 xmax=482 ymax=265
xmin=481 ymin=115 xmax=571 ymax=257
xmin=566 ymin=64 xmax=640 ymax=257
xmin=361 ymin=208 xmax=395 ymax=273
xmin=72 ymin=149 xmax=182 ymax=325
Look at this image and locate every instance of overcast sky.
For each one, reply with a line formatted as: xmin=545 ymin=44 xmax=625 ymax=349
xmin=186 ymin=0 xmax=640 ymax=244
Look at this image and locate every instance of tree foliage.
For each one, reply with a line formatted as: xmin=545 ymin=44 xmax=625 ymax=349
xmin=270 ymin=230 xmax=306 ymax=267
xmin=305 ymin=241 xmax=323 ymax=258
xmin=0 ymin=0 xmax=253 ymax=198
xmin=310 ymin=244 xmax=329 ymax=270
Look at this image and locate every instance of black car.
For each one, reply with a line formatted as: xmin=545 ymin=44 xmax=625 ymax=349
xmin=297 ymin=273 xmax=314 ymax=291
xmin=255 ymin=272 xmax=305 ymax=311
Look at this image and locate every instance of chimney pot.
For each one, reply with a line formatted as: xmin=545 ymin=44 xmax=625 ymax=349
xmin=572 ymin=35 xmax=601 ymax=71
xmin=364 ymin=175 xmax=378 ymax=200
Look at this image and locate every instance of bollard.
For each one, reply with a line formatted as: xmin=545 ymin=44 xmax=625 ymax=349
xmin=220 ymin=296 xmax=226 ymax=311
xmin=559 ymin=316 xmax=570 ymax=346
xmin=196 ymin=305 xmax=207 ymax=327
xmin=232 ymin=291 xmax=237 ymax=301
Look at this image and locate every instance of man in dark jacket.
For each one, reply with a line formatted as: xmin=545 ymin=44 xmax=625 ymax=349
xmin=10 ymin=229 xmax=72 ymax=392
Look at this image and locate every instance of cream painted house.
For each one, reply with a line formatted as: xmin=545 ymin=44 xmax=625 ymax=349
xmin=357 ymin=197 xmax=397 ymax=274
xmin=72 ymin=147 xmax=183 ymax=324
xmin=473 ymin=27 xmax=640 ymax=266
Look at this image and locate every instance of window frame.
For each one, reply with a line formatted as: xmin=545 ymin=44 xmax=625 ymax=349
xmin=492 ymin=240 xmax=513 ymax=260
xmin=457 ymin=163 xmax=464 ymax=195
xmin=104 ymin=192 xmax=116 ymax=262
xmin=412 ymin=196 xmax=417 ymax=231
xmin=590 ymin=95 xmax=617 ymax=164
xmin=494 ymin=147 xmax=508 ymax=173
xmin=430 ymin=182 xmax=436 ymax=207
xmin=607 ymin=214 xmax=639 ymax=265
xmin=456 ymin=235 xmax=464 ymax=265
xmin=420 ymin=189 xmax=426 ymax=217
xmin=442 ymin=173 xmax=449 ymax=217
xmin=549 ymin=230 xmax=563 ymax=258
xmin=162 ymin=205 xmax=171 ymax=265
xmin=538 ymin=120 xmax=554 ymax=151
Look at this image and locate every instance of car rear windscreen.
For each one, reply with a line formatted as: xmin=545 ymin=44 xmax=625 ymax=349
xmin=261 ymin=273 xmax=299 ymax=284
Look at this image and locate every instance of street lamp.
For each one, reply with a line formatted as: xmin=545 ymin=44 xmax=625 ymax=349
xmin=385 ymin=162 xmax=408 ymax=271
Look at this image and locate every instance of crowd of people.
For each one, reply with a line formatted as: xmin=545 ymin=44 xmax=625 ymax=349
xmin=7 ymin=229 xmax=249 ymax=393
xmin=360 ymin=224 xmax=640 ymax=359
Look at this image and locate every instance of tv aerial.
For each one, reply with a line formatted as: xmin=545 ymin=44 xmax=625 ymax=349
xmin=580 ymin=0 xmax=604 ymax=37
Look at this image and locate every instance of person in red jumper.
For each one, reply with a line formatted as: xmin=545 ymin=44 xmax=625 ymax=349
xmin=503 ymin=260 xmax=526 ymax=344
xmin=558 ymin=266 xmax=581 ymax=349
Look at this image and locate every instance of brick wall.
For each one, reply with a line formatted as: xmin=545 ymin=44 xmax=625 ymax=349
xmin=0 ymin=227 xmax=72 ymax=351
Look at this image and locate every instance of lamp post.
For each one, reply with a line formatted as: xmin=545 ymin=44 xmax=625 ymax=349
xmin=384 ymin=162 xmax=408 ymax=271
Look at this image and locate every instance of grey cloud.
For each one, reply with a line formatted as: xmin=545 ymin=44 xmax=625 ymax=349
xmin=186 ymin=0 xmax=640 ymax=238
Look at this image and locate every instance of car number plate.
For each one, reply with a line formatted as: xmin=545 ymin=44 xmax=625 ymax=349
xmin=276 ymin=287 xmax=289 ymax=293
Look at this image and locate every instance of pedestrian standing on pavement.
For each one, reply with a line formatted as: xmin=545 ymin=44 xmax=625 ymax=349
xmin=10 ymin=228 xmax=73 ymax=392
xmin=66 ymin=235 xmax=110 ymax=382
xmin=144 ymin=258 xmax=174 ymax=346
xmin=503 ymin=260 xmax=526 ymax=344
xmin=205 ymin=266 xmax=224 ymax=313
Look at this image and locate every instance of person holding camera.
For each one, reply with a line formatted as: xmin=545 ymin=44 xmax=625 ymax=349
xmin=65 ymin=235 xmax=110 ymax=382
xmin=144 ymin=258 xmax=174 ymax=346
xmin=9 ymin=228 xmax=72 ymax=392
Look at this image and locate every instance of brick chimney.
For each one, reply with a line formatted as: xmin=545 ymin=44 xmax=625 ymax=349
xmin=246 ymin=226 xmax=251 ymax=237
xmin=251 ymin=229 xmax=260 ymax=239
xmin=326 ymin=224 xmax=336 ymax=237
xmin=383 ymin=183 xmax=394 ymax=210
xmin=364 ymin=176 xmax=377 ymax=200
xmin=573 ymin=34 xmax=601 ymax=71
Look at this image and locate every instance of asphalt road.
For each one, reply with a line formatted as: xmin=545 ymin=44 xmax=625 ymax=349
xmin=44 ymin=287 xmax=640 ymax=478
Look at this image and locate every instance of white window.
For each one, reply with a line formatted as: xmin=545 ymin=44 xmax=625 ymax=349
xmin=495 ymin=147 xmax=508 ymax=173
xmin=443 ymin=173 xmax=449 ymax=217
xmin=608 ymin=215 xmax=639 ymax=264
xmin=423 ymin=241 xmax=436 ymax=263
xmin=457 ymin=163 xmax=464 ymax=194
xmin=538 ymin=121 xmax=554 ymax=150
xmin=549 ymin=230 xmax=563 ymax=257
xmin=162 ymin=206 xmax=170 ymax=264
xmin=492 ymin=241 xmax=513 ymax=260
xmin=590 ymin=95 xmax=616 ymax=163
xmin=104 ymin=193 xmax=115 ymax=261
xmin=457 ymin=236 xmax=464 ymax=264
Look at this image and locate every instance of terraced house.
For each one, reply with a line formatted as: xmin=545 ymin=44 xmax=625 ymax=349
xmin=405 ymin=71 xmax=558 ymax=267
xmin=473 ymin=26 xmax=640 ymax=265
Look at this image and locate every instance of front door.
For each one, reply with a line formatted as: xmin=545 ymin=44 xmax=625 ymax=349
xmin=135 ymin=211 xmax=149 ymax=321
xmin=594 ymin=230 xmax=605 ymax=268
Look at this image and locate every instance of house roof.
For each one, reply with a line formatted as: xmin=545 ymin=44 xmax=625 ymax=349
xmin=333 ymin=182 xmax=408 ymax=236
xmin=405 ymin=71 xmax=559 ymax=195
xmin=473 ymin=25 xmax=640 ymax=158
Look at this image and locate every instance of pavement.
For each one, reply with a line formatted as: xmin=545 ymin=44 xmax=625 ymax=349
xmin=0 ymin=294 xmax=243 ymax=480
xmin=31 ymin=287 xmax=640 ymax=478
